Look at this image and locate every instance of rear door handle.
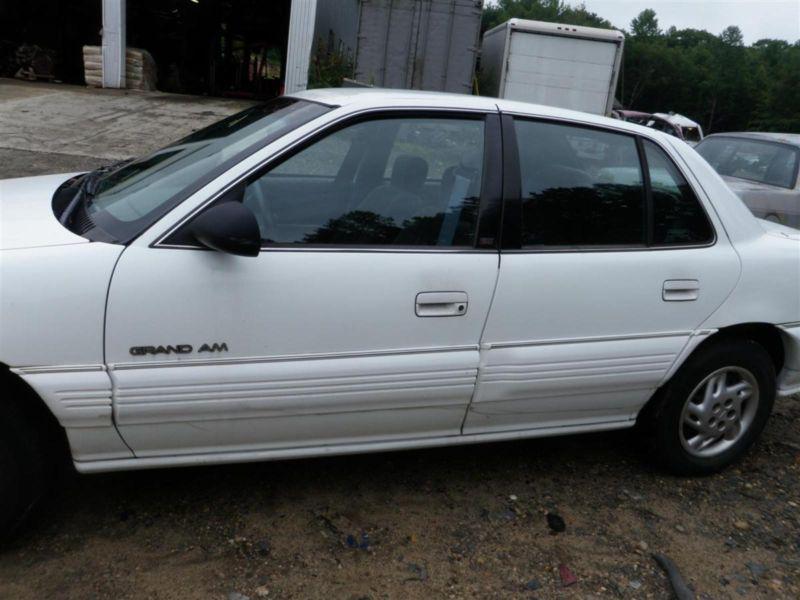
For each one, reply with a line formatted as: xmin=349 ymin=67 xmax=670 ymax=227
xmin=663 ymin=279 xmax=700 ymax=302
xmin=415 ymin=291 xmax=468 ymax=317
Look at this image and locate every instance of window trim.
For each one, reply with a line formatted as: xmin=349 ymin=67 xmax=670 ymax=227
xmin=499 ymin=113 xmax=717 ymax=253
xmin=641 ymin=137 xmax=717 ymax=249
xmin=155 ymin=107 xmax=503 ymax=253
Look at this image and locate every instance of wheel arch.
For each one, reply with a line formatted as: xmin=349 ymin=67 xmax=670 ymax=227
xmin=638 ymin=322 xmax=786 ymax=424
xmin=0 ymin=362 xmax=72 ymax=469
xmin=699 ymin=323 xmax=785 ymax=375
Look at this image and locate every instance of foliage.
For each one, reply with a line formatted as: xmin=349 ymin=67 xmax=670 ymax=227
xmin=621 ymin=19 xmax=799 ymax=133
xmin=307 ymin=39 xmax=353 ymax=89
xmin=483 ymin=0 xmax=611 ymax=30
xmin=630 ymin=8 xmax=659 ymax=38
xmin=482 ymin=1 xmax=800 ymax=133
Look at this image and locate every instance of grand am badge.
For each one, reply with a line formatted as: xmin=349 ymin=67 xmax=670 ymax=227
xmin=129 ymin=342 xmax=228 ymax=356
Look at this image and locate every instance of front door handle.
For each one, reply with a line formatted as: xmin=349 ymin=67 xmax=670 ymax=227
xmin=415 ymin=291 xmax=468 ymax=317
xmin=663 ymin=279 xmax=700 ymax=302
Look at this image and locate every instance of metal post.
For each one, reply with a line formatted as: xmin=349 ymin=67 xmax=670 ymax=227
xmin=285 ymin=0 xmax=319 ymax=94
xmin=102 ymin=0 xmax=126 ymax=88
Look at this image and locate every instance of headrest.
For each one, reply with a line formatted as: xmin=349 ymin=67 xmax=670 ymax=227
xmin=459 ymin=149 xmax=482 ymax=171
xmin=391 ymin=155 xmax=428 ymax=192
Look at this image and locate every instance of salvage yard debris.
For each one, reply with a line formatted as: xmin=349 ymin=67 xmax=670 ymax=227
xmin=653 ymin=553 xmax=696 ymax=600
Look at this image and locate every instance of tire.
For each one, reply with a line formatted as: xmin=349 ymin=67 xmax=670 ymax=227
xmin=0 ymin=401 xmax=48 ymax=543
xmin=644 ymin=338 xmax=775 ymax=475
xmin=0 ymin=433 xmax=23 ymax=541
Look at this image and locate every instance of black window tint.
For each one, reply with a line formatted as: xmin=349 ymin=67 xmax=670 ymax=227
xmin=515 ymin=120 xmax=645 ymax=247
xmin=243 ymin=117 xmax=484 ymax=247
xmin=644 ymin=140 xmax=714 ymax=245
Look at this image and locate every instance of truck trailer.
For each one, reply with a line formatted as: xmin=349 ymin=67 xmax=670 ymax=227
xmin=480 ymin=18 xmax=625 ymax=115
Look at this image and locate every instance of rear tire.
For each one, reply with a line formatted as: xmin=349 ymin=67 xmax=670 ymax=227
xmin=644 ymin=338 xmax=775 ymax=475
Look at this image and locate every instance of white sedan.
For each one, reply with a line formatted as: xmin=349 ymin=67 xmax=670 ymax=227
xmin=1 ymin=89 xmax=799 ymax=536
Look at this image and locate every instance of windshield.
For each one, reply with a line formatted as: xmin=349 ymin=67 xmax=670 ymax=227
xmin=79 ymin=98 xmax=331 ymax=242
xmin=696 ymin=136 xmax=799 ymax=189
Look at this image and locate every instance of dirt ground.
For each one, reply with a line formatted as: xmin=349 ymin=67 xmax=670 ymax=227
xmin=0 ymin=397 xmax=798 ymax=600
xmin=1 ymin=79 xmax=799 ymax=599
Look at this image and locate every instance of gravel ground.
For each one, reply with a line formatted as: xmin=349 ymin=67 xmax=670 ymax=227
xmin=1 ymin=79 xmax=799 ymax=600
xmin=0 ymin=397 xmax=798 ymax=600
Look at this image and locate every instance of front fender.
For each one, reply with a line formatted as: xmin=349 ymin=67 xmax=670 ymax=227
xmin=1 ymin=242 xmax=132 ymax=461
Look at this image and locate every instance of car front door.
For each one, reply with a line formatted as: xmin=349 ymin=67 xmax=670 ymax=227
xmin=105 ymin=110 xmax=502 ymax=457
xmin=464 ymin=115 xmax=741 ymax=434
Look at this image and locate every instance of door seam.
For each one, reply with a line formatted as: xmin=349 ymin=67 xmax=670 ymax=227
xmin=460 ymin=250 xmax=502 ymax=433
xmin=103 ymin=246 xmax=138 ymax=457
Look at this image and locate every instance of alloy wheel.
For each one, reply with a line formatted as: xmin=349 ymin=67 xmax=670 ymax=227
xmin=679 ymin=366 xmax=760 ymax=458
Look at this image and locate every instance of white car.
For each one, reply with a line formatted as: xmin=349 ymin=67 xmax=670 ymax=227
xmin=1 ymin=89 xmax=799 ymax=536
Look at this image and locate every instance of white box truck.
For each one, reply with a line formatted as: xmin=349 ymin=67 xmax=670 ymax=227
xmin=480 ymin=19 xmax=625 ymax=115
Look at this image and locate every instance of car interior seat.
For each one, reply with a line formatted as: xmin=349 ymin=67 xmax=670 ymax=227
xmin=357 ymin=155 xmax=429 ymax=225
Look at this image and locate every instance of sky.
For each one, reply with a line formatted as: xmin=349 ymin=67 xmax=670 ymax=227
xmin=490 ymin=1 xmax=800 ymax=44
xmin=581 ymin=0 xmax=800 ymax=44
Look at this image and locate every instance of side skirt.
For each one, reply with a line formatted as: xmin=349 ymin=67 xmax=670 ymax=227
xmin=74 ymin=418 xmax=633 ymax=473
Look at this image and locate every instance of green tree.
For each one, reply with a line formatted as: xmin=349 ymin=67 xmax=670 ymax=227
xmin=720 ymin=25 xmax=744 ymax=47
xmin=630 ymin=8 xmax=660 ymax=38
xmin=482 ymin=0 xmax=612 ymax=32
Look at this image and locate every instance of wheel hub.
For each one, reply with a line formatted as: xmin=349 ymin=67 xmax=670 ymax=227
xmin=679 ymin=366 xmax=759 ymax=458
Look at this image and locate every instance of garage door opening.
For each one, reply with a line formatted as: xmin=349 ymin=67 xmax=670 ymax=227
xmin=0 ymin=0 xmax=101 ymax=84
xmin=127 ymin=0 xmax=292 ymax=98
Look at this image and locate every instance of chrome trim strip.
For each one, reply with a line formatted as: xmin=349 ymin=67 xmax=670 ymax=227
xmin=110 ymin=344 xmax=479 ymax=370
xmin=152 ymin=105 xmax=494 ymax=250
xmin=486 ymin=330 xmax=693 ymax=350
xmin=12 ymin=364 xmax=106 ymax=375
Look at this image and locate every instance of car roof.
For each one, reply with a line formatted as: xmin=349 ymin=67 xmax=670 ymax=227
xmin=617 ymin=110 xmax=652 ymax=118
xmin=653 ymin=113 xmax=701 ymax=129
xmin=703 ymin=131 xmax=800 ymax=147
xmin=289 ymin=88 xmax=666 ymax=140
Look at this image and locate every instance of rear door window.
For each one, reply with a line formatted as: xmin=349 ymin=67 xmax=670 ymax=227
xmin=514 ymin=119 xmax=645 ymax=247
xmin=644 ymin=140 xmax=714 ymax=246
xmin=512 ymin=118 xmax=714 ymax=249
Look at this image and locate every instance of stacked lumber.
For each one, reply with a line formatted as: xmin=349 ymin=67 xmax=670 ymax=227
xmin=83 ymin=46 xmax=157 ymax=90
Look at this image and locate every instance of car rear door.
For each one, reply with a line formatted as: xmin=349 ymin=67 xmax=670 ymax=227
xmin=105 ymin=109 xmax=503 ymax=458
xmin=464 ymin=114 xmax=740 ymax=434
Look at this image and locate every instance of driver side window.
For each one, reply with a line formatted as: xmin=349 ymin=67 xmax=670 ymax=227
xmin=243 ymin=116 xmax=485 ymax=247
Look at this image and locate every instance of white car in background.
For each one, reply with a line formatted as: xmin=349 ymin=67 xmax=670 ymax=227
xmin=1 ymin=89 xmax=799 ymax=537
xmin=650 ymin=112 xmax=704 ymax=146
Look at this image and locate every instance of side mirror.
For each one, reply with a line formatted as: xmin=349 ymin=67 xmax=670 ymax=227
xmin=190 ymin=201 xmax=261 ymax=257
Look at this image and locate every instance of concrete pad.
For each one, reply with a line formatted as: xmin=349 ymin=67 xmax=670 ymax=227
xmin=0 ymin=148 xmax=108 ymax=179
xmin=0 ymin=79 xmax=255 ymax=166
